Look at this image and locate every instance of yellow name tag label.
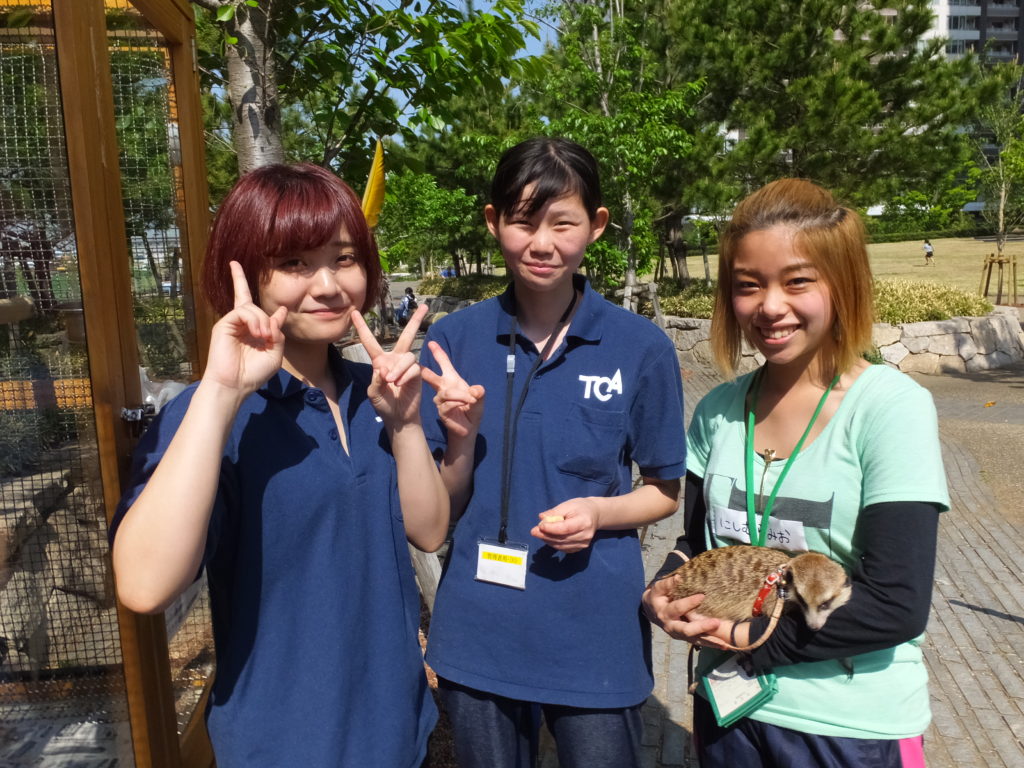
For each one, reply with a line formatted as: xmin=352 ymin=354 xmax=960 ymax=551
xmin=476 ymin=540 xmax=529 ymax=590
xmin=481 ymin=551 xmax=524 ymax=565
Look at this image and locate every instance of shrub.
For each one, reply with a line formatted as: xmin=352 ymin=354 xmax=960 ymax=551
xmin=418 ymin=274 xmax=508 ymax=301
xmin=0 ymin=407 xmax=78 ymax=476
xmin=873 ymin=279 xmax=993 ymax=324
xmin=134 ymin=297 xmax=188 ymax=378
xmin=654 ymin=278 xmax=993 ymax=324
xmin=866 ymin=225 xmax=992 ymax=244
xmin=656 ymin=279 xmax=716 ymax=318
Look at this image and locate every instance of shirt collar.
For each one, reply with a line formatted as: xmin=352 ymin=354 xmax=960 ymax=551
xmin=494 ymin=273 xmax=604 ymax=344
xmin=260 ymin=344 xmax=351 ymax=400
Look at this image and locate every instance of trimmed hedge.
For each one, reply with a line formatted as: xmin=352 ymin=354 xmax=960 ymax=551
xmin=866 ymin=226 xmax=994 ymax=244
xmin=416 ymin=274 xmax=996 ymax=326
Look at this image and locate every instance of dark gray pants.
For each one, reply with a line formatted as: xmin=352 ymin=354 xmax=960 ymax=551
xmin=438 ymin=677 xmax=644 ymax=768
xmin=693 ymin=696 xmax=919 ymax=768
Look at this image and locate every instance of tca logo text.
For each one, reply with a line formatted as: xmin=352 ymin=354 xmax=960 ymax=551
xmin=578 ymin=369 xmax=623 ymax=401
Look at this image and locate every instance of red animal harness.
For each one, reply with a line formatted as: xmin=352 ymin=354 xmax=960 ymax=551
xmin=751 ymin=564 xmax=789 ymax=617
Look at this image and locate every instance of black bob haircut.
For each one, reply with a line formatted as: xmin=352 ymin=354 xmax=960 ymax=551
xmin=490 ymin=137 xmax=603 ymax=221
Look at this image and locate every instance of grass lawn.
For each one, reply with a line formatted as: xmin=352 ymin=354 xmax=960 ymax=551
xmin=678 ymin=237 xmax=1023 ymax=304
xmin=868 ymin=237 xmax=1022 ymax=303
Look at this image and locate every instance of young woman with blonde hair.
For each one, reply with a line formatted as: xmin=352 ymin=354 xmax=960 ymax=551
xmin=643 ymin=179 xmax=948 ymax=768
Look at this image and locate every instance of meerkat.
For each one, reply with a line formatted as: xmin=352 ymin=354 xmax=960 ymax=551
xmin=668 ymin=545 xmax=851 ymax=631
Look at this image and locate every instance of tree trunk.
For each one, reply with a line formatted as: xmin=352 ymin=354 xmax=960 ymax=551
xmin=621 ymin=193 xmax=636 ymax=310
xmin=997 ymin=179 xmax=1007 ymax=258
xmin=221 ymin=1 xmax=284 ymax=172
xmin=668 ymin=221 xmax=690 ymax=283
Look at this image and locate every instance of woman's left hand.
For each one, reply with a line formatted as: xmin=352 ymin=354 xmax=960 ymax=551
xmin=642 ymin=576 xmax=726 ymax=644
xmin=350 ymin=304 xmax=430 ymax=430
xmin=529 ymin=498 xmax=601 ymax=553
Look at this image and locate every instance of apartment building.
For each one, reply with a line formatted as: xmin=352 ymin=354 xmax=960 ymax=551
xmin=930 ymin=0 xmax=1024 ymax=62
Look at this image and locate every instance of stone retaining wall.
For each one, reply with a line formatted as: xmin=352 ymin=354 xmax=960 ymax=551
xmin=665 ymin=306 xmax=1024 ymax=374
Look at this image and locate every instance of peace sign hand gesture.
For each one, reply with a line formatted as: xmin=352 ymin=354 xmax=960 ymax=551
xmin=421 ymin=341 xmax=485 ymax=439
xmin=350 ymin=303 xmax=430 ymax=430
xmin=202 ymin=261 xmax=287 ymax=399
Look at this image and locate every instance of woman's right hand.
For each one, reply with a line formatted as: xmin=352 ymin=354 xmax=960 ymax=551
xmin=421 ymin=340 xmax=485 ymax=439
xmin=202 ymin=261 xmax=287 ymax=396
xmin=642 ymin=574 xmax=723 ymax=643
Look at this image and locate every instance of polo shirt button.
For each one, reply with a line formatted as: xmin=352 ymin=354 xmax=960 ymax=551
xmin=305 ymin=390 xmax=321 ymax=404
xmin=328 ymin=428 xmax=338 ymax=441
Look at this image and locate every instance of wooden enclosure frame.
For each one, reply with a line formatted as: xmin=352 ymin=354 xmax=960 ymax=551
xmin=50 ymin=1 xmax=213 ymax=765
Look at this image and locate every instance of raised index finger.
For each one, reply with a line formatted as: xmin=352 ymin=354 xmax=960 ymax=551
xmin=229 ymin=261 xmax=254 ymax=308
xmin=392 ymin=303 xmax=429 ymax=354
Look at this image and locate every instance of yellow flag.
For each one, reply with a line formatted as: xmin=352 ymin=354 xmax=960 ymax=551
xmin=361 ymin=139 xmax=385 ymax=229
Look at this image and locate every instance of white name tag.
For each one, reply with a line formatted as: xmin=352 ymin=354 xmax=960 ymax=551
xmin=702 ymin=654 xmax=776 ymax=727
xmin=711 ymin=505 xmax=808 ymax=551
xmin=476 ymin=540 xmax=529 ymax=590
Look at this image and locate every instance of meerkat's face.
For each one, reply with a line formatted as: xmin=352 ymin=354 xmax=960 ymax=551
xmin=783 ymin=553 xmax=852 ymax=631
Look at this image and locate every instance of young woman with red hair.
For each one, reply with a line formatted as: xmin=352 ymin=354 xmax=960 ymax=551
xmin=110 ymin=163 xmax=446 ymax=767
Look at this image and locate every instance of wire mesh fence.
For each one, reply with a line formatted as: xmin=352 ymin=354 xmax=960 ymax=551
xmin=1 ymin=0 xmax=212 ymax=763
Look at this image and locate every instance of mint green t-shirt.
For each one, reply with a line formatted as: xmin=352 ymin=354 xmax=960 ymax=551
xmin=688 ymin=364 xmax=949 ymax=739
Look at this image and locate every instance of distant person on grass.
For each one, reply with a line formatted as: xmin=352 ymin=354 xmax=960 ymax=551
xmin=923 ymin=239 xmax=934 ymax=266
xmin=110 ymin=163 xmax=445 ymax=768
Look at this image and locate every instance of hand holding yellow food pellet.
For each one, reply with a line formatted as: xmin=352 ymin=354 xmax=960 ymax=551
xmin=530 ymin=500 xmax=600 ymax=553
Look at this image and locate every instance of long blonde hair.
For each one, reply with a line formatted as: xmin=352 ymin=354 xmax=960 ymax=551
xmin=711 ymin=179 xmax=874 ymax=378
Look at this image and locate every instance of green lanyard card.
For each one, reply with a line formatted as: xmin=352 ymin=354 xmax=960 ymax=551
xmin=700 ymin=651 xmax=778 ymax=728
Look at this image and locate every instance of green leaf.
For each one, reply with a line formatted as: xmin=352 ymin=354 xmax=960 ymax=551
xmin=216 ymin=5 xmax=235 ymax=22
xmin=7 ymin=8 xmax=33 ymax=27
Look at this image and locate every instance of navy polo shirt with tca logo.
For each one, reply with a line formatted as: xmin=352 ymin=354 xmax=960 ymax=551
xmin=420 ymin=276 xmax=687 ymax=707
xmin=112 ymin=348 xmax=436 ymax=768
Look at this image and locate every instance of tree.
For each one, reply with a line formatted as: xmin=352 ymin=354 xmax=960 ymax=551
xmin=192 ymin=0 xmax=539 ymax=177
xmin=528 ymin=1 xmax=701 ymax=295
xmin=653 ymin=0 xmax=988 ymax=207
xmin=874 ymin=159 xmax=981 ymax=235
xmin=0 ymin=40 xmax=69 ymax=311
xmin=375 ymin=170 xmax=478 ymax=277
xmin=973 ymin=64 xmax=1024 ymax=262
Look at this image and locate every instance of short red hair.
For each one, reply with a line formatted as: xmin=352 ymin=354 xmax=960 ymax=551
xmin=201 ymin=163 xmax=383 ymax=315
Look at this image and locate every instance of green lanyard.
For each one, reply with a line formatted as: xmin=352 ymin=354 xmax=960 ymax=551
xmin=744 ymin=369 xmax=839 ymax=547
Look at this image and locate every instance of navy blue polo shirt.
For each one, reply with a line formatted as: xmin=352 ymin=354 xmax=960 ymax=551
xmin=112 ymin=348 xmax=436 ymax=768
xmin=420 ymin=276 xmax=686 ymax=707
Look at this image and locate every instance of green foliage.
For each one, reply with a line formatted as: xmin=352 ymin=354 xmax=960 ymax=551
xmin=109 ymin=48 xmax=177 ymax=238
xmin=652 ymin=0 xmax=989 ymax=207
xmin=653 ymin=278 xmax=993 ymax=323
xmin=134 ymin=297 xmax=187 ymax=379
xmin=195 ymin=0 xmax=539 ymax=181
xmin=865 ymin=224 xmax=992 ymax=244
xmin=582 ymin=240 xmax=628 ymax=291
xmin=971 ymin=63 xmax=1024 ymax=257
xmin=536 ymin=3 xmax=701 ymax=283
xmin=0 ymin=43 xmax=73 ymax=306
xmin=656 ymin=279 xmax=716 ymax=318
xmin=873 ymin=279 xmax=993 ymax=324
xmin=0 ymin=407 xmax=78 ymax=476
xmin=862 ymin=347 xmax=884 ymax=365
xmin=872 ymin=160 xmax=982 ymax=235
xmin=417 ymin=274 xmax=508 ymax=300
xmin=376 ymin=170 xmax=478 ymax=275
